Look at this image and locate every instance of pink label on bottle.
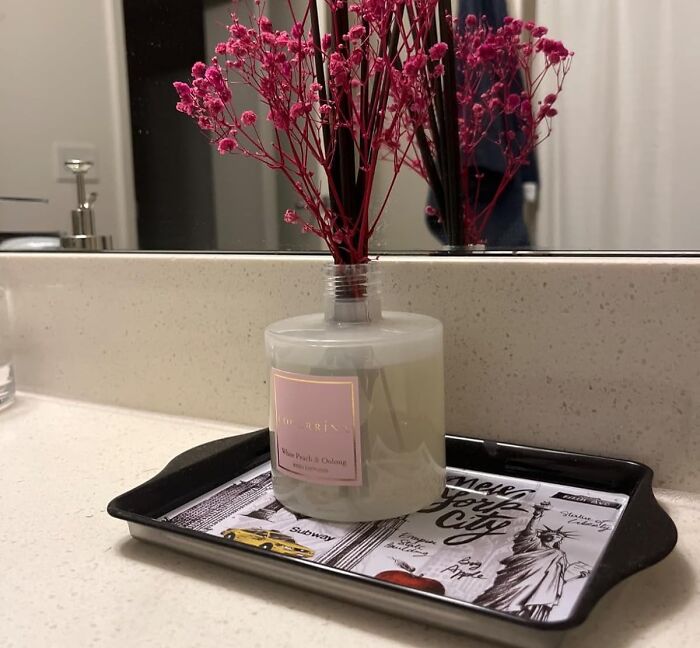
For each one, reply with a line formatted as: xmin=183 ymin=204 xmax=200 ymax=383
xmin=271 ymin=368 xmax=362 ymax=486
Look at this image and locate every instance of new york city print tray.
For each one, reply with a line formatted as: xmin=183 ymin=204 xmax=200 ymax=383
xmin=108 ymin=431 xmax=677 ymax=648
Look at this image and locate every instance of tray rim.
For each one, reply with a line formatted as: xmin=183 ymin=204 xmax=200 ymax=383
xmin=108 ymin=430 xmax=678 ymax=634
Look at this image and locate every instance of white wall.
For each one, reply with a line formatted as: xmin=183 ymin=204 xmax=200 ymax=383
xmin=0 ymin=0 xmax=136 ymax=248
xmin=536 ymin=0 xmax=700 ymax=250
xmin=370 ymin=167 xmax=438 ymax=252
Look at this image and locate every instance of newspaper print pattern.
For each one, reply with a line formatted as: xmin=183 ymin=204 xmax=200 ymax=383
xmin=162 ymin=463 xmax=628 ymax=623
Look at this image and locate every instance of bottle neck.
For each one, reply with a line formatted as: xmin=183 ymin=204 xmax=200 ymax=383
xmin=324 ymin=263 xmax=382 ymax=323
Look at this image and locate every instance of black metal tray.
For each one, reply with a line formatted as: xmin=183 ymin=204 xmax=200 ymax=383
xmin=108 ymin=431 xmax=676 ymax=648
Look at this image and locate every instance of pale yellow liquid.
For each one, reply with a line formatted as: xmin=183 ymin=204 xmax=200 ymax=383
xmin=270 ymin=352 xmax=446 ymax=521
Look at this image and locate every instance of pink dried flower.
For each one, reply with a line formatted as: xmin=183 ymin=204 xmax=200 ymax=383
xmin=429 ymin=42 xmax=448 ymax=61
xmin=191 ymin=62 xmax=207 ymax=78
xmin=401 ymin=11 xmax=572 ymax=246
xmin=217 ymin=137 xmax=237 ymax=154
xmin=283 ymin=209 xmax=299 ymax=224
xmin=487 ymin=97 xmax=503 ymax=111
xmin=477 ymin=43 xmax=498 ymax=62
xmin=207 ymin=97 xmax=225 ymax=116
xmin=173 ymin=82 xmax=192 ymax=100
xmin=508 ymin=18 xmax=524 ymax=34
xmin=175 ymin=103 xmax=191 ymax=115
xmin=258 ymin=16 xmax=273 ymax=33
xmin=241 ymin=110 xmax=257 ymax=126
xmin=205 ymin=65 xmax=222 ymax=86
xmin=289 ymin=102 xmax=308 ymax=120
xmin=175 ymin=1 xmax=442 ymax=263
xmin=291 ymin=22 xmax=304 ymax=39
xmin=518 ymin=102 xmax=531 ymax=120
xmin=347 ymin=25 xmax=366 ymax=42
xmin=403 ymin=53 xmax=427 ymax=78
xmin=505 ymin=94 xmax=521 ymax=114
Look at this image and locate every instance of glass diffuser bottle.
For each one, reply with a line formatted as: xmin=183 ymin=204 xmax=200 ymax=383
xmin=265 ymin=263 xmax=446 ymax=522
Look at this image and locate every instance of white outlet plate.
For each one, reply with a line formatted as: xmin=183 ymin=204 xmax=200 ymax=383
xmin=54 ymin=143 xmax=99 ymax=182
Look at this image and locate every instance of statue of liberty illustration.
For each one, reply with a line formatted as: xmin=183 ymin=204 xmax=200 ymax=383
xmin=473 ymin=501 xmax=590 ymax=621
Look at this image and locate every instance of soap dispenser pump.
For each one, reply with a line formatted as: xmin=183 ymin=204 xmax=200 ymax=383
xmin=60 ymin=159 xmax=113 ymax=251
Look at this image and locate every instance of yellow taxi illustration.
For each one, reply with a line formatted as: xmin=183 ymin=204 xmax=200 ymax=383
xmin=221 ymin=527 xmax=315 ymax=558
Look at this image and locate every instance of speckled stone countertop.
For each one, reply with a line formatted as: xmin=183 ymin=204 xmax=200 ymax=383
xmin=2 ymin=394 xmax=698 ymax=648
xmin=3 ymin=253 xmax=699 ymax=492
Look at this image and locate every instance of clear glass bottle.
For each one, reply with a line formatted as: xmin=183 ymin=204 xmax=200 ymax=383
xmin=265 ymin=263 xmax=445 ymax=522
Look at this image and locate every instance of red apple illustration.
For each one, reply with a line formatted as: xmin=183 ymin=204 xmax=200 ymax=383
xmin=375 ymin=559 xmax=445 ymax=595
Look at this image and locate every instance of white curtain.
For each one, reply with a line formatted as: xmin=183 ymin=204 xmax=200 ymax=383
xmin=535 ymin=0 xmax=700 ymax=250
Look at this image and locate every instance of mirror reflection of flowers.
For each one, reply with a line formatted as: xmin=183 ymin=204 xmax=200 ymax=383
xmin=401 ymin=6 xmax=574 ymax=246
xmin=174 ymin=1 xmax=443 ymax=264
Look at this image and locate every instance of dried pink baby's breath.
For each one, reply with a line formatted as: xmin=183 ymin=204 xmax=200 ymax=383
xmin=401 ymin=7 xmax=573 ymax=246
xmin=175 ymin=0 xmax=441 ymax=264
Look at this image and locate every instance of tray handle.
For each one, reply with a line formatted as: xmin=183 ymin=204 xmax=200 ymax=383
xmin=576 ymin=470 xmax=677 ymax=616
xmin=108 ymin=429 xmax=270 ymax=519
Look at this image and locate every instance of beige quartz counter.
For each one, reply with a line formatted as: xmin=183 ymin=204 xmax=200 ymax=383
xmin=2 ymin=394 xmax=698 ymax=648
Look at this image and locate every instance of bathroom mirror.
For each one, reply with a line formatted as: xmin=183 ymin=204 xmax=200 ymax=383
xmin=0 ymin=0 xmax=698 ymax=254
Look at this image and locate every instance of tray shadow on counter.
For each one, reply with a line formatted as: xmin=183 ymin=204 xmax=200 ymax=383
xmin=115 ymin=536 xmax=478 ymax=648
xmin=564 ymin=546 xmax=694 ymax=647
xmin=115 ymin=532 xmax=693 ymax=648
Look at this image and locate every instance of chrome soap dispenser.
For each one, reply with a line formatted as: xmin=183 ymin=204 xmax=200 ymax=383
xmin=60 ymin=159 xmax=113 ymax=251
